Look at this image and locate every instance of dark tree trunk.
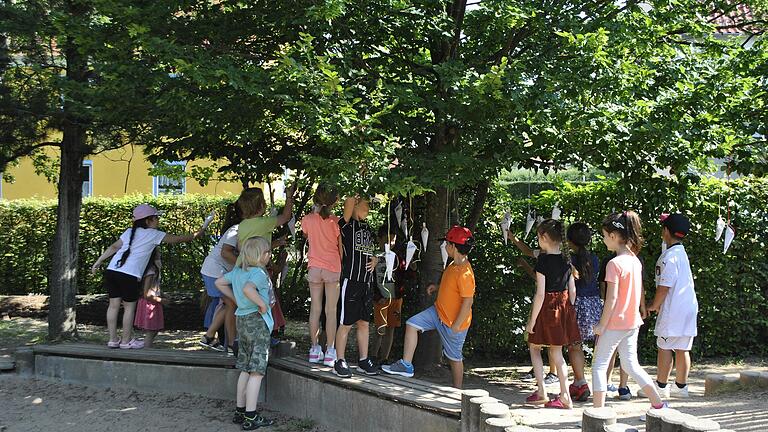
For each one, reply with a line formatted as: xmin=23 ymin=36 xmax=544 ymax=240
xmin=465 ymin=179 xmax=490 ymax=232
xmin=48 ymin=9 xmax=88 ymax=340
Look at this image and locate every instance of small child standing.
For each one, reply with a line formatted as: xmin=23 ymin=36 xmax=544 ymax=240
xmin=215 ymin=236 xmax=276 ymax=431
xmin=383 ymin=225 xmax=476 ymax=389
xmin=332 ymin=195 xmax=379 ymax=378
xmin=646 ymin=213 xmax=698 ymax=398
xmin=371 ymin=225 xmax=406 ymax=365
xmin=592 ymin=211 xmax=666 ymax=411
xmin=525 ymin=219 xmax=580 ymax=409
xmin=301 ymin=184 xmax=342 ymax=366
xmin=134 ymin=248 xmax=164 ymax=348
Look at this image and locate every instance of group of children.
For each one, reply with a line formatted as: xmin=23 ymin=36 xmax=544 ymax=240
xmin=93 ymin=185 xmax=699 ymax=428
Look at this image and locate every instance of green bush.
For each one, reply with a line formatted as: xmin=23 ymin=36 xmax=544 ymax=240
xmin=0 ymin=194 xmax=237 ymax=296
xmin=464 ymin=176 xmax=768 ymax=360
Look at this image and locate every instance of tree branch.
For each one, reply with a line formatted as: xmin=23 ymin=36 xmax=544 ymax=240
xmin=465 ymin=179 xmax=490 ymax=232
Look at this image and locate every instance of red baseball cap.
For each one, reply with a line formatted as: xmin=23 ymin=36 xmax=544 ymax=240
xmin=439 ymin=225 xmax=474 ymax=245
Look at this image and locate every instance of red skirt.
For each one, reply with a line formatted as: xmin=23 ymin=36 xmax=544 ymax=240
xmin=528 ymin=291 xmax=581 ymax=346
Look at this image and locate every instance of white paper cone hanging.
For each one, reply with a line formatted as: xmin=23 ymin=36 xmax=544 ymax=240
xmin=536 ymin=215 xmax=544 ymax=225
xmin=723 ymin=225 xmax=735 ymax=254
xmin=288 ymin=215 xmax=296 ymax=237
xmin=421 ymin=223 xmax=429 ymax=252
xmin=524 ymin=210 xmax=535 ymax=240
xmin=394 ymin=201 xmax=403 ymax=226
xmin=440 ymin=240 xmax=449 ymax=269
xmin=500 ymin=211 xmax=511 ymax=244
xmin=715 ymin=216 xmax=726 ymax=241
xmin=201 ymin=210 xmax=215 ymax=231
xmin=401 ymin=216 xmax=409 ymax=238
xmin=384 ymin=243 xmax=397 ymax=282
xmin=551 ymin=203 xmax=561 ymax=220
xmin=269 ymin=207 xmax=278 ymax=217
xmin=405 ymin=238 xmax=417 ymax=269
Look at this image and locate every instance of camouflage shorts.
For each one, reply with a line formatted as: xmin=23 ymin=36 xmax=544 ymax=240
xmin=235 ymin=313 xmax=271 ymax=374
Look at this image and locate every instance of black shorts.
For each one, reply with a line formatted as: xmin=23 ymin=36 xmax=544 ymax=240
xmin=104 ymin=270 xmax=141 ymax=302
xmin=339 ymin=279 xmax=373 ymax=325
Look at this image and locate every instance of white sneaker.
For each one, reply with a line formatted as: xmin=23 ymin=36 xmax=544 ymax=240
xmin=638 ymin=382 xmax=670 ymax=399
xmin=308 ymin=345 xmax=324 ymax=364
xmin=671 ymin=384 xmax=690 ymax=398
xmin=323 ymin=347 xmax=337 ymax=367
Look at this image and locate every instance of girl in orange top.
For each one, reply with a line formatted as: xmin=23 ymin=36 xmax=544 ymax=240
xmin=591 ymin=211 xmax=667 ymax=411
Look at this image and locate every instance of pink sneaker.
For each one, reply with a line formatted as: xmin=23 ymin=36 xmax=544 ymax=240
xmin=119 ymin=338 xmax=144 ymax=349
xmin=107 ymin=340 xmax=120 ymax=349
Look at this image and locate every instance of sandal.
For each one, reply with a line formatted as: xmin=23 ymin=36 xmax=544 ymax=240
xmin=107 ymin=340 xmax=121 ymax=349
xmin=525 ymin=392 xmax=548 ymax=404
xmin=119 ymin=338 xmax=145 ymax=349
xmin=544 ymin=397 xmax=572 ymax=409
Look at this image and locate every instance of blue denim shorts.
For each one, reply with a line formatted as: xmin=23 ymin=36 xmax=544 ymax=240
xmin=202 ymin=274 xmax=222 ymax=297
xmin=406 ymin=305 xmax=468 ymax=361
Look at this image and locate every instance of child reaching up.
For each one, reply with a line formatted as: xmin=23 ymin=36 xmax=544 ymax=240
xmin=525 ymin=219 xmax=580 ymax=409
xmin=134 ymin=248 xmax=164 ymax=348
xmin=215 ymin=236 xmax=276 ymax=431
xmin=592 ymin=211 xmax=666 ymax=412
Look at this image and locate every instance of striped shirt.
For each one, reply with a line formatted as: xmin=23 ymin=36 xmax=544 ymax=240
xmin=339 ymin=217 xmax=375 ymax=283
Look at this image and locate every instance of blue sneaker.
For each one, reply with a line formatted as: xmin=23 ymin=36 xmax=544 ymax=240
xmin=606 ymin=384 xmax=619 ymax=393
xmin=618 ymin=386 xmax=632 ymax=401
xmin=381 ymin=359 xmax=414 ymax=378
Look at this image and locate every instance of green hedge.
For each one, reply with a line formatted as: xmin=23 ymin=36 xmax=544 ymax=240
xmin=464 ymin=176 xmax=768 ymax=360
xmin=0 ymin=194 xmax=236 ymax=296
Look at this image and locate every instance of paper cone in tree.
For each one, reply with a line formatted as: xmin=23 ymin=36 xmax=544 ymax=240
xmin=288 ymin=215 xmax=296 ymax=237
xmin=715 ymin=216 xmax=726 ymax=241
xmin=551 ymin=203 xmax=561 ymax=220
xmin=269 ymin=207 xmax=278 ymax=217
xmin=405 ymin=238 xmax=417 ymax=269
xmin=201 ymin=210 xmax=215 ymax=231
xmin=524 ymin=210 xmax=535 ymax=240
xmin=723 ymin=225 xmax=735 ymax=254
xmin=394 ymin=201 xmax=403 ymax=225
xmin=401 ymin=216 xmax=409 ymax=238
xmin=500 ymin=211 xmax=511 ymax=244
xmin=385 ymin=243 xmax=397 ymax=282
xmin=421 ymin=223 xmax=429 ymax=252
xmin=440 ymin=240 xmax=448 ymax=269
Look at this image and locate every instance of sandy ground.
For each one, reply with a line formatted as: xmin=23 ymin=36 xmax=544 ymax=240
xmin=2 ymin=317 xmax=767 ymax=431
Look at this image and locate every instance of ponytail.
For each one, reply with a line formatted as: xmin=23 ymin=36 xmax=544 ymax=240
xmin=313 ymin=183 xmax=339 ymax=220
xmin=116 ymin=217 xmax=152 ymax=268
xmin=566 ymin=222 xmax=594 ymax=282
xmin=601 ymin=211 xmax=644 ymax=253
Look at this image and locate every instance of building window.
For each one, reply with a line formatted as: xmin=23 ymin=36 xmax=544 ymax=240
xmin=152 ymin=161 xmax=186 ymax=196
xmin=81 ymin=161 xmax=93 ymax=197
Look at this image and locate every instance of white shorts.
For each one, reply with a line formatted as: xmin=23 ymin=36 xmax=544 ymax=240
xmin=657 ymin=336 xmax=694 ymax=351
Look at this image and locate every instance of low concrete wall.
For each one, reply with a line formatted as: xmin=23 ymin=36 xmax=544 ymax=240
xmin=34 ymin=354 xmax=241 ymax=401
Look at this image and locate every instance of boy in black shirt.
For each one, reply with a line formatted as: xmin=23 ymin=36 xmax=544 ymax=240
xmin=333 ymin=195 xmax=379 ymax=378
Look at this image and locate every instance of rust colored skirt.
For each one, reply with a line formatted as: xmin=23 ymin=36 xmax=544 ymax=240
xmin=528 ymin=291 xmax=581 ymax=347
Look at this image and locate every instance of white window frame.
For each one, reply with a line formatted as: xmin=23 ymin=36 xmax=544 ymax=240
xmin=152 ymin=161 xmax=187 ymax=196
xmin=0 ymin=172 xmax=3 ymax=199
xmin=81 ymin=160 xmax=93 ymax=197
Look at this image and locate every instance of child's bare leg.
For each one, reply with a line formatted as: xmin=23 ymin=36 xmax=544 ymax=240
xmin=550 ymin=345 xmax=571 ymax=405
xmin=657 ymin=348 xmax=674 ymax=384
xmin=236 ymin=371 xmax=249 ymax=408
xmin=308 ymin=282 xmax=324 ymax=346
xmin=245 ymin=372 xmax=264 ymax=412
xmin=674 ymin=350 xmax=691 ymax=385
xmin=529 ymin=344 xmax=545 ymax=398
xmin=106 ymin=298 xmax=121 ymax=342
xmin=121 ymin=301 xmax=137 ymax=342
xmin=370 ymin=329 xmax=383 ymax=360
xmin=356 ymin=320 xmax=369 ymax=360
xmin=335 ymin=324 xmax=352 ymax=360
xmin=401 ymin=324 xmax=419 ymax=363
xmin=223 ymin=297 xmax=237 ymax=346
xmin=449 ymin=359 xmax=464 ymax=389
xmin=144 ymin=331 xmax=157 ymax=348
xmin=205 ymin=301 xmax=226 ymax=339
xmin=619 ymin=369 xmax=629 ymax=388
xmin=568 ymin=343 xmax=586 ymax=383
xmin=324 ymin=282 xmax=340 ymax=349
xmin=381 ymin=327 xmax=395 ymax=361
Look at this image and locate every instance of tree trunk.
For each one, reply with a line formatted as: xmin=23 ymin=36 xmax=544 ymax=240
xmin=47 ymin=12 xmax=88 ymax=340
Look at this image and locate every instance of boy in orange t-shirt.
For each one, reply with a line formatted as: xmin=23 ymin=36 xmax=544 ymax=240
xmin=382 ymin=226 xmax=475 ymax=388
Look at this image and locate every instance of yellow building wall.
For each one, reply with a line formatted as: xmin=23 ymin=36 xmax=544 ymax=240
xmin=0 ymin=145 xmax=282 ymax=200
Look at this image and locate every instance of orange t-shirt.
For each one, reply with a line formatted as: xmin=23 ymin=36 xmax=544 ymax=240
xmin=301 ymin=213 xmax=341 ymax=273
xmin=604 ymin=254 xmax=644 ymax=330
xmin=435 ymin=261 xmax=476 ymax=331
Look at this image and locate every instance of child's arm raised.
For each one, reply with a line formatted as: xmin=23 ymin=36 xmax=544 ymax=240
xmin=526 ymin=272 xmax=546 ymax=334
xmin=341 ymin=196 xmax=356 ymax=223
xmin=91 ymin=239 xmax=123 ymax=274
xmin=276 ymin=183 xmax=296 ymax=226
xmin=242 ymin=282 xmax=268 ymax=314
xmin=509 ymin=233 xmax=537 ymax=258
xmin=516 ymin=257 xmax=536 ymax=280
xmin=214 ymin=276 xmax=236 ymax=303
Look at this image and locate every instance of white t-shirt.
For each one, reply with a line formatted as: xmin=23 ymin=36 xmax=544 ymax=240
xmin=107 ymin=228 xmax=167 ymax=279
xmin=200 ymin=225 xmax=239 ymax=278
xmin=654 ymin=244 xmax=698 ymax=337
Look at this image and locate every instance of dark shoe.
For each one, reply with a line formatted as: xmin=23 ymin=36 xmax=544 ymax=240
xmin=333 ymin=359 xmax=352 ymax=378
xmin=242 ymin=414 xmax=274 ymax=430
xmin=520 ymin=368 xmax=535 ymax=381
xmin=228 ymin=341 xmax=239 ymax=357
xmin=357 ymin=358 xmax=379 ymax=376
xmin=233 ymin=410 xmax=245 ymax=424
xmin=544 ymin=372 xmax=559 ymax=385
xmin=200 ymin=335 xmax=225 ymax=352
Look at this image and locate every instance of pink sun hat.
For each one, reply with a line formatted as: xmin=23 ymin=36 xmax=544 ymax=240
xmin=132 ymin=204 xmax=163 ymax=221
